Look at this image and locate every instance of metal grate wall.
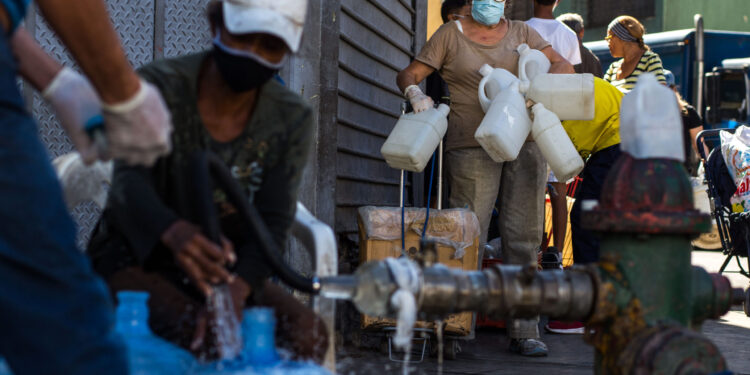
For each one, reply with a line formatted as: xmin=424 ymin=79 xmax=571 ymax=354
xmin=27 ymin=0 xmax=210 ymax=249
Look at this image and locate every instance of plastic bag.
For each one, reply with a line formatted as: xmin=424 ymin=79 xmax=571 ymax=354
xmin=720 ymin=126 xmax=750 ymax=212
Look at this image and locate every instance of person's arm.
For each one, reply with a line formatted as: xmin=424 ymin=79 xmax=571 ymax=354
xmin=36 ymin=0 xmax=172 ymax=167
xmin=108 ymin=161 xmax=234 ymax=296
xmin=540 ymin=46 xmax=575 ymax=74
xmin=549 ymin=182 xmax=568 ymax=250
xmin=10 ymin=28 xmax=60 ymax=91
xmin=35 ymin=0 xmax=139 ymax=103
xmin=397 ymin=61 xmax=437 ymax=113
xmin=234 ymin=105 xmax=315 ymax=289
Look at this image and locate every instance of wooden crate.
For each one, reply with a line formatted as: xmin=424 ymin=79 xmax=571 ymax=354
xmin=357 ymin=206 xmax=480 ymax=337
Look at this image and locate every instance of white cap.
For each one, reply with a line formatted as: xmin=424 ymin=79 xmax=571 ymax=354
xmin=222 ymin=0 xmax=308 ymax=53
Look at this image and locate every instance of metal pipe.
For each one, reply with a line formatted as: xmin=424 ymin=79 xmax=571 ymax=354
xmin=695 ymin=14 xmax=705 ymax=114
xmin=329 ymin=259 xmax=596 ymax=321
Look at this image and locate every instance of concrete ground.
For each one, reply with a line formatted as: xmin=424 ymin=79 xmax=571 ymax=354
xmin=336 ymin=250 xmax=750 ymax=375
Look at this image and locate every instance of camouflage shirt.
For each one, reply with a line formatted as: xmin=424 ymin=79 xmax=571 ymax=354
xmin=88 ymin=52 xmax=314 ymax=290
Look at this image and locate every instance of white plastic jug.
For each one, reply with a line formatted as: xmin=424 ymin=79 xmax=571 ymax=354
xmin=522 ymin=73 xmax=595 ymax=121
xmin=531 ymin=103 xmax=585 ymax=182
xmin=619 ymin=73 xmax=684 ymax=161
xmin=381 ymin=104 xmax=450 ymax=172
xmin=517 ymin=44 xmax=551 ymax=84
xmin=477 ymin=64 xmax=520 ymax=113
xmin=474 ymin=81 xmax=532 ymax=162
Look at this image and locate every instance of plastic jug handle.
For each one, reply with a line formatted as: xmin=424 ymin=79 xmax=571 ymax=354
xmin=478 ymin=75 xmax=492 ymax=109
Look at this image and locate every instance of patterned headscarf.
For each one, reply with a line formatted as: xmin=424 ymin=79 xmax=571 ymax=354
xmin=608 ymin=19 xmax=638 ymax=42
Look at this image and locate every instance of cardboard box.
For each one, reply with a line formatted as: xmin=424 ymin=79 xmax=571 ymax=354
xmin=357 ymin=206 xmax=480 ymax=336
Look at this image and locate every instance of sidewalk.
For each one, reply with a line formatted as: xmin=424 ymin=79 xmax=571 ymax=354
xmin=336 ymin=250 xmax=750 ymax=375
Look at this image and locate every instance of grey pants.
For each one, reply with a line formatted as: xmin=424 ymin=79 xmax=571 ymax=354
xmin=446 ymin=144 xmax=546 ymax=339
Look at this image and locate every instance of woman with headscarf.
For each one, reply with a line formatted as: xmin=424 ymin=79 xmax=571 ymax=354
xmin=603 ymin=15 xmax=666 ymax=93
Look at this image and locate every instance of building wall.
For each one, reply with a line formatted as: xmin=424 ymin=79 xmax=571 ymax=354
xmin=662 ymin=0 xmax=750 ymax=32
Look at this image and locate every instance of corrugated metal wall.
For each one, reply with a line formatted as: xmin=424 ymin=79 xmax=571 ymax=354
xmin=26 ymin=0 xmax=210 ymax=249
xmin=334 ymin=0 xmax=428 ymax=239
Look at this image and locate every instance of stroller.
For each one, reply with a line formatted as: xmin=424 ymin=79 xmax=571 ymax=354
xmin=696 ymin=128 xmax=750 ymax=279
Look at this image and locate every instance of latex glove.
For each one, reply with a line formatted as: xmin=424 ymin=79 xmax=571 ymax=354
xmin=404 ymin=84 xmax=434 ymax=113
xmin=42 ymin=67 xmax=104 ymax=165
xmin=101 ymin=79 xmax=173 ymax=166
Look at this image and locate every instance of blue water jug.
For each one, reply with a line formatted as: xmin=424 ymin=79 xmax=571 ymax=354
xmin=0 ymin=357 xmax=12 ymax=375
xmin=242 ymin=308 xmax=278 ymax=366
xmin=115 ymin=291 xmax=196 ymax=375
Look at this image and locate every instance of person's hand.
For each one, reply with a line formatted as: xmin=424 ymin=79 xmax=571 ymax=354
xmin=160 ymin=220 xmax=236 ymax=296
xmin=101 ymin=79 xmax=172 ymax=166
xmin=42 ymin=67 xmax=104 ymax=165
xmin=404 ymin=84 xmax=434 ymax=113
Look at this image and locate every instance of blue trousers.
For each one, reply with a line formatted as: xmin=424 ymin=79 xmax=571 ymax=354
xmin=570 ymin=145 xmax=622 ymax=264
xmin=0 ymin=33 xmax=128 ymax=374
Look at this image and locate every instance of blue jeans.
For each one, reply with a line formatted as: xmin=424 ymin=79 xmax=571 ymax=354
xmin=0 ymin=33 xmax=128 ymax=374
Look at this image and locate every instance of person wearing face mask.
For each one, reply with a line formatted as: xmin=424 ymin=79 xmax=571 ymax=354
xmin=86 ymin=0 xmax=327 ymax=361
xmin=397 ymin=0 xmax=574 ymax=358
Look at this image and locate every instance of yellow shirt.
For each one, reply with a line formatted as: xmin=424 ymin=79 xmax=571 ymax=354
xmin=562 ymin=78 xmax=623 ymax=160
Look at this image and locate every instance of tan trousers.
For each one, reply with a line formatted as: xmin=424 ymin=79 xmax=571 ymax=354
xmin=446 ymin=143 xmax=546 ymax=339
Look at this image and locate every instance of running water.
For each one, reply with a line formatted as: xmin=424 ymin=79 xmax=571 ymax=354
xmin=435 ymin=320 xmax=444 ymax=375
xmin=207 ymin=284 xmax=243 ymax=360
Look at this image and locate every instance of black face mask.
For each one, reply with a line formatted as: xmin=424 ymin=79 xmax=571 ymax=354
xmin=212 ymin=43 xmax=278 ymax=92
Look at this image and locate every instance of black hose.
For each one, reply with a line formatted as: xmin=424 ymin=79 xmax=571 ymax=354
xmin=198 ymin=152 xmax=320 ymax=295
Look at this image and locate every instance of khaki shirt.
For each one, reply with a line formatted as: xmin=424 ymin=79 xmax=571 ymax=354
xmin=416 ymin=20 xmax=549 ymax=150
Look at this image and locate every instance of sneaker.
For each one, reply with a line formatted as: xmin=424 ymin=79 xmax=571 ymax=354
xmin=545 ymin=321 xmax=585 ymax=334
xmin=509 ymin=338 xmax=548 ymax=357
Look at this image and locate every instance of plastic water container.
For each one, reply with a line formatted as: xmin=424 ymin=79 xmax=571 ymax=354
xmin=475 ymin=81 xmax=532 ymax=162
xmin=619 ymin=73 xmax=684 ymax=161
xmin=517 ymin=44 xmax=551 ymax=84
xmin=381 ymin=104 xmax=450 ymax=172
xmin=531 ymin=103 xmax=585 ymax=182
xmin=522 ymin=73 xmax=595 ymax=121
xmin=477 ymin=64 xmax=520 ymax=112
xmin=192 ymin=307 xmax=331 ymax=375
xmin=0 ymin=358 xmax=12 ymax=375
xmin=242 ymin=308 xmax=278 ymax=366
xmin=115 ymin=291 xmax=196 ymax=375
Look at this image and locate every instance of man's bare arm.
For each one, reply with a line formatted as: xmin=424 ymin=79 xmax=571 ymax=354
xmin=11 ymin=28 xmax=61 ymax=91
xmin=35 ymin=0 xmax=140 ymax=104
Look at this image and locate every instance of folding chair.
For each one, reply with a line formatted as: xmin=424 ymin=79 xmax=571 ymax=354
xmin=696 ymin=129 xmax=750 ymax=278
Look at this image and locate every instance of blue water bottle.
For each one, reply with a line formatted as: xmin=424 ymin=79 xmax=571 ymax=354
xmin=0 ymin=357 xmax=12 ymax=375
xmin=242 ymin=308 xmax=278 ymax=366
xmin=115 ymin=291 xmax=196 ymax=375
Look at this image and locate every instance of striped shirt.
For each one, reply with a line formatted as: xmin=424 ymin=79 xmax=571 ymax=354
xmin=604 ymin=50 xmax=666 ymax=93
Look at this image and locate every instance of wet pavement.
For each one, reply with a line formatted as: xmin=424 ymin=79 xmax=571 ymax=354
xmin=336 ymin=250 xmax=750 ymax=375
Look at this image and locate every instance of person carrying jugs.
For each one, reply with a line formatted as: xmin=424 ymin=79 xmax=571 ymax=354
xmin=396 ymin=0 xmax=574 ymax=358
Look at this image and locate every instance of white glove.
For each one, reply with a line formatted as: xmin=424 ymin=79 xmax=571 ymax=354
xmin=43 ymin=67 xmax=104 ymax=165
xmin=404 ymin=85 xmax=434 ymax=113
xmin=101 ymin=79 xmax=173 ymax=166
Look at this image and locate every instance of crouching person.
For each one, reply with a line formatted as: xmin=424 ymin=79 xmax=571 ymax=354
xmin=87 ymin=0 xmax=327 ymax=362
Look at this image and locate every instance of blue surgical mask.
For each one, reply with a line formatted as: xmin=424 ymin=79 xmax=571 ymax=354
xmin=471 ymin=0 xmax=505 ymax=26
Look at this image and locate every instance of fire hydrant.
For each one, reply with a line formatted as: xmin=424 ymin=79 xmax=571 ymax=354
xmin=320 ymin=156 xmax=746 ymax=375
xmin=582 ymin=154 xmax=744 ymax=375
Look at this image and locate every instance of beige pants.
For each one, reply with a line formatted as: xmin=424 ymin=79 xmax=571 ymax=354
xmin=446 ymin=143 xmax=546 ymax=339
